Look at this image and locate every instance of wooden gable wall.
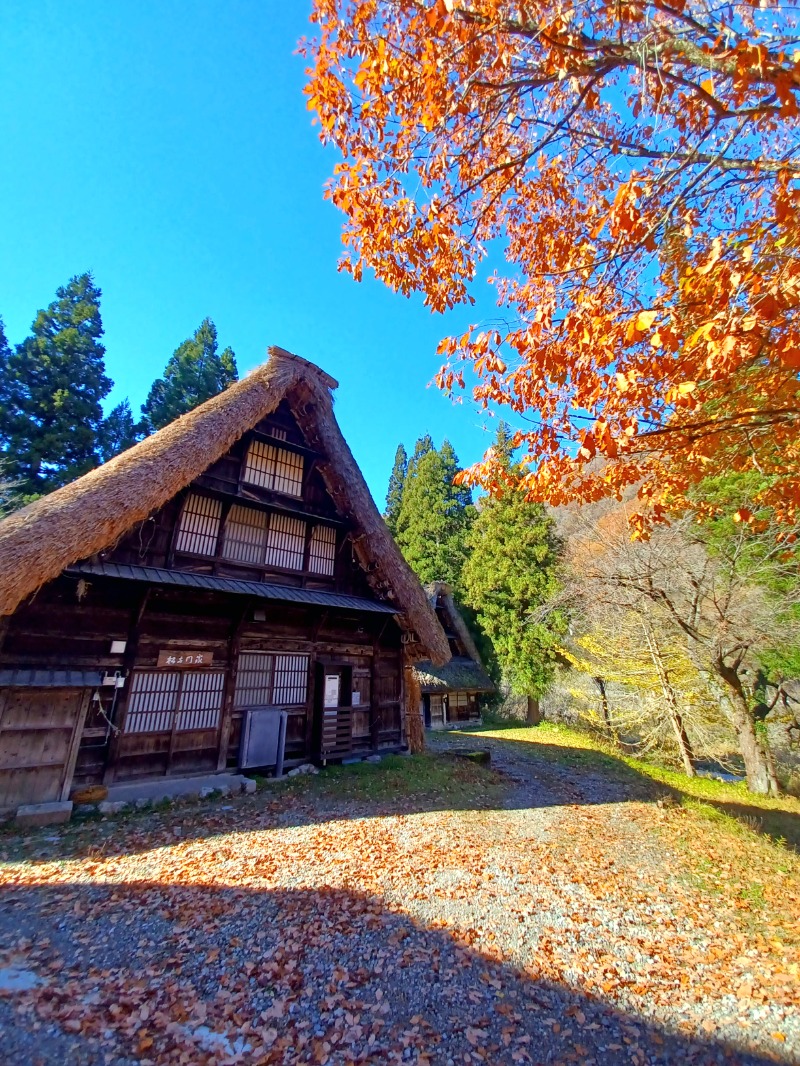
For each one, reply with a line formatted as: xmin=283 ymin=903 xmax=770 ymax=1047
xmin=100 ymin=402 xmax=376 ymax=600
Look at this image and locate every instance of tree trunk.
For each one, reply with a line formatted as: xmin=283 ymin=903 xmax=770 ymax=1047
xmin=593 ymin=676 xmax=611 ymax=727
xmin=526 ymin=695 xmax=542 ymax=726
xmin=715 ymin=661 xmax=778 ymax=796
xmin=642 ymin=623 xmax=696 ymax=777
xmin=404 ymin=663 xmax=425 ymax=754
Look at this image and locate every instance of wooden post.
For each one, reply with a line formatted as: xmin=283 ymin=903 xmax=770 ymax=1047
xmin=216 ymin=604 xmax=248 ymax=771
xmin=304 ymin=609 xmax=327 ymax=762
xmin=370 ymin=644 xmax=380 ymax=752
xmin=404 ymin=658 xmax=424 ymax=754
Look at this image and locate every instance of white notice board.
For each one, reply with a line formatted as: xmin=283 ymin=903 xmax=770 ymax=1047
xmin=323 ymin=674 xmax=340 ymax=708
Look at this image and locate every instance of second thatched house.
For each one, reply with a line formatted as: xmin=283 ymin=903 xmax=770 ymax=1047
xmin=414 ymin=582 xmax=495 ymax=729
xmin=0 ymin=347 xmax=449 ymax=817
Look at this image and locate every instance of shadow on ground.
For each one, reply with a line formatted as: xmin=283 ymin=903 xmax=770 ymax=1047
xmin=438 ymin=728 xmax=800 ymax=853
xmin=3 ymin=730 xmax=798 ymax=865
xmin=0 ymin=880 xmax=784 ymax=1066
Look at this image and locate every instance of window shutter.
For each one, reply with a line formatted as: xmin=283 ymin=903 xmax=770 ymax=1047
xmin=264 ymin=513 xmax=306 ymax=570
xmin=309 ymin=524 xmax=336 ymax=576
xmin=175 ymin=494 xmax=222 ymax=556
xmin=223 ymin=504 xmax=268 ymax=564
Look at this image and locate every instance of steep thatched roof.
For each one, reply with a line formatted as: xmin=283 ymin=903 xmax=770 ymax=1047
xmin=0 ymin=346 xmax=449 ymax=665
xmin=414 ymin=582 xmax=495 ymax=693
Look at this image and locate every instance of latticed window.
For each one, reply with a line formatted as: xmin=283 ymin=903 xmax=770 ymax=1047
xmin=175 ymin=493 xmax=222 ymax=556
xmin=308 ymin=524 xmax=336 ymax=576
xmin=234 ymin=652 xmax=309 ymax=708
xmin=223 ymin=504 xmax=268 ymax=564
xmin=265 ymin=512 xmax=306 ymax=570
xmin=243 ymin=440 xmax=303 ymax=497
xmin=125 ymin=670 xmax=226 ymax=734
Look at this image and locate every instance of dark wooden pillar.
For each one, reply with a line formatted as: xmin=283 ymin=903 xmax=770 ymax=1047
xmin=370 ymin=642 xmax=380 ymax=751
xmin=216 ymin=604 xmax=249 ymax=771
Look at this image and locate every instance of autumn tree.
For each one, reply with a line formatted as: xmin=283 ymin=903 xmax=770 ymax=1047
xmin=384 ymin=443 xmax=408 ymax=536
xmin=461 ymin=425 xmax=565 ymax=723
xmin=561 ymin=503 xmax=800 ymax=793
xmin=142 ymin=318 xmax=237 ymax=432
xmin=561 ymin=593 xmax=716 ymax=775
xmin=395 ymin=436 xmax=474 ymax=587
xmin=306 ymin=0 xmax=800 ymax=527
xmin=0 ymin=274 xmax=111 ymax=493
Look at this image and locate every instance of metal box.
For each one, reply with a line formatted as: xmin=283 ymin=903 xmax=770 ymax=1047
xmin=238 ymin=707 xmax=288 ymax=776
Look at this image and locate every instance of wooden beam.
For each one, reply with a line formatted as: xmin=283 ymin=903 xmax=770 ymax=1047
xmin=216 ymin=603 xmax=249 ymax=771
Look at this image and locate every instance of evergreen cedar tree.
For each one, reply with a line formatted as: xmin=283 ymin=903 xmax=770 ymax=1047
xmin=141 ymin=317 xmax=238 ymax=433
xmin=0 ymin=282 xmax=238 ymax=500
xmin=0 ymin=274 xmax=111 ymax=494
xmin=461 ymin=424 xmax=566 ymax=706
xmin=394 ymin=437 xmax=475 ymax=588
xmin=305 ymin=0 xmax=800 ymax=533
xmin=97 ymin=399 xmax=143 ymax=464
xmin=384 ymin=442 xmax=408 ymax=535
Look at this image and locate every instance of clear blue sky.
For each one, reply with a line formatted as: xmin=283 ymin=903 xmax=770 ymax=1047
xmin=0 ymin=1 xmax=504 ymax=503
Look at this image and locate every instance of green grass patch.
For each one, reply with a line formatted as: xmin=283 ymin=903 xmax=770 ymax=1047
xmin=297 ymin=752 xmax=504 ymax=809
xmin=462 ymin=722 xmax=800 ymax=851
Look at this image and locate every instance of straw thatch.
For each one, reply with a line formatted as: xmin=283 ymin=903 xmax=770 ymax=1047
xmin=0 ymin=347 xmax=450 ymax=665
xmin=414 ymin=657 xmax=496 ymax=694
xmin=413 ymin=581 xmax=495 ymax=692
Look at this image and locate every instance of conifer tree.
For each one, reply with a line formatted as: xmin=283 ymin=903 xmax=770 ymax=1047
xmin=98 ymin=399 xmax=144 ymax=462
xmin=384 ymin=443 xmax=407 ymax=536
xmin=0 ymin=274 xmax=111 ymax=493
xmin=395 ymin=437 xmax=474 ymax=588
xmin=408 ymin=433 xmax=434 ymax=475
xmin=462 ymin=424 xmax=565 ymax=722
xmin=141 ymin=318 xmax=237 ymax=432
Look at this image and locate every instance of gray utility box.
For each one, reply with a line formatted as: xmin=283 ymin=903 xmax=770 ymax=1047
xmin=238 ymin=708 xmax=288 ymax=777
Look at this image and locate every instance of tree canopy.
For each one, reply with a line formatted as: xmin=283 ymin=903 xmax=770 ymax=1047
xmin=306 ymin=0 xmax=800 ymax=530
xmin=0 ymin=273 xmax=111 ymax=493
xmin=394 ymin=436 xmax=474 ymax=587
xmin=384 ymin=443 xmax=408 ymax=535
xmin=461 ymin=426 xmax=565 ymax=702
xmin=142 ymin=318 xmax=238 ymax=433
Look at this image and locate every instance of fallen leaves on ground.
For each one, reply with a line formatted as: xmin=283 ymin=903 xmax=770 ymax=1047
xmin=0 ymin=739 xmax=798 ymax=1065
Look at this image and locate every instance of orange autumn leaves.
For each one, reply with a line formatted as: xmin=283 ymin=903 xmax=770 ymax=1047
xmin=304 ymin=0 xmax=800 ymax=526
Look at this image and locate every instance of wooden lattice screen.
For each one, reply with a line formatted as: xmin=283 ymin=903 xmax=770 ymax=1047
xmin=175 ymin=494 xmax=223 ymax=556
xmin=243 ymin=441 xmax=304 ymax=497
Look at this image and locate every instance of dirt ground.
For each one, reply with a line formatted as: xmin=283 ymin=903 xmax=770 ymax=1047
xmin=0 ymin=729 xmax=798 ymax=1065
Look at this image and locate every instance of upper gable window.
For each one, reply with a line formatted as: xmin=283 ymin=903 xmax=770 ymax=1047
xmin=175 ymin=493 xmax=222 ymax=556
xmin=243 ymin=440 xmax=303 ymax=497
xmin=309 ymin=524 xmax=336 ymax=576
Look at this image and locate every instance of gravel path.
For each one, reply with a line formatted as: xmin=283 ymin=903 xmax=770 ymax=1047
xmin=0 ymin=733 xmax=797 ymax=1065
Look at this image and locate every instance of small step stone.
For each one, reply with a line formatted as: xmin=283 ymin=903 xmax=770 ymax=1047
xmin=15 ymin=801 xmax=73 ymax=828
